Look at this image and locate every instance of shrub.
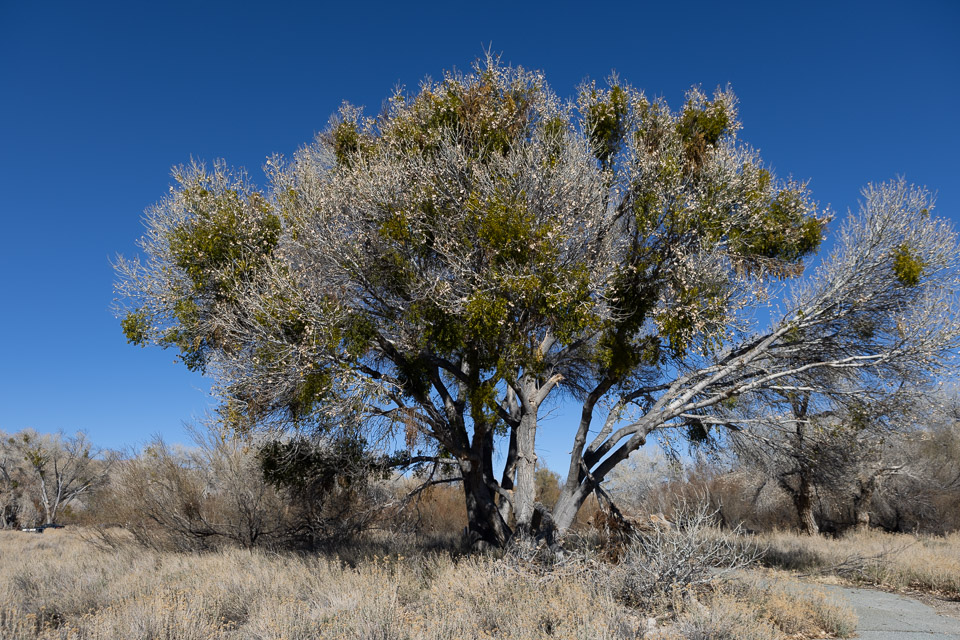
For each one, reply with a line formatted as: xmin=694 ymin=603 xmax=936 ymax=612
xmin=89 ymin=427 xmax=389 ymax=550
xmin=608 ymin=502 xmax=760 ymax=610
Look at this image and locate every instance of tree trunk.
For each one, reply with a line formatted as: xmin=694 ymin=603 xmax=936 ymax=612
xmin=460 ymin=460 xmax=511 ymax=549
xmin=795 ymin=473 xmax=819 ymax=535
xmin=38 ymin=474 xmax=54 ymax=525
xmin=552 ymin=480 xmax=593 ymax=534
xmin=497 ymin=426 xmax=518 ymax=524
xmin=513 ymin=412 xmax=538 ymax=532
xmin=853 ymin=475 xmax=877 ymax=532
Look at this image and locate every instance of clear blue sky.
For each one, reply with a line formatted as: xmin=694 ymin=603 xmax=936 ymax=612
xmin=1 ymin=0 xmax=958 ymax=471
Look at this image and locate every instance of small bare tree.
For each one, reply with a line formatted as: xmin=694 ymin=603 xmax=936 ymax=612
xmin=605 ymin=448 xmax=682 ymax=514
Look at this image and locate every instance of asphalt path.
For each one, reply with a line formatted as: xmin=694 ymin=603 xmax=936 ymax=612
xmin=822 ymin=585 xmax=960 ymax=639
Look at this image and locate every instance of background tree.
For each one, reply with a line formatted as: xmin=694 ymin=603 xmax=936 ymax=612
xmin=117 ymin=56 xmax=960 ymax=547
xmin=2 ymin=429 xmax=113 ymax=526
xmin=0 ymin=432 xmax=30 ymax=528
xmin=533 ymin=466 xmax=562 ymax=510
xmin=605 ymin=449 xmax=681 ymax=514
xmin=866 ymin=392 xmax=960 ymax=533
xmin=732 ymin=392 xmax=911 ymax=534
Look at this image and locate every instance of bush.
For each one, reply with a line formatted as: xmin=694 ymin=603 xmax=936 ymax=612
xmin=89 ymin=427 xmax=389 ymax=550
xmin=674 ymin=595 xmax=779 ymax=640
xmin=608 ymin=502 xmax=760 ymax=610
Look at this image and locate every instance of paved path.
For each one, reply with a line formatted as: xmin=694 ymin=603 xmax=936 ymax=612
xmin=822 ymin=585 xmax=960 ymax=639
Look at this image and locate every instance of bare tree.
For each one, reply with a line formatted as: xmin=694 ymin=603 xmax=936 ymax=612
xmin=605 ymin=448 xmax=681 ymax=514
xmin=4 ymin=430 xmax=114 ymax=526
xmin=96 ymin=431 xmax=291 ymax=550
xmin=116 ymin=55 xmax=960 ymax=547
xmin=866 ymin=392 xmax=960 ymax=533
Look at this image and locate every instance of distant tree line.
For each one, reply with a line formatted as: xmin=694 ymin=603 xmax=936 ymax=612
xmin=3 ymin=387 xmax=960 ymax=545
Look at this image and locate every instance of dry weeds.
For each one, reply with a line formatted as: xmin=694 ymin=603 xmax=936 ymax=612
xmin=758 ymin=529 xmax=960 ymax=596
xmin=0 ymin=528 xmax=855 ymax=639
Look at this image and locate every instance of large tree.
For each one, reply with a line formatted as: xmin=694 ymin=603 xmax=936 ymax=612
xmin=116 ymin=57 xmax=960 ymax=548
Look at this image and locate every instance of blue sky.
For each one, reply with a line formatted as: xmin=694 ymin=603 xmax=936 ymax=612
xmin=1 ymin=0 xmax=958 ymax=472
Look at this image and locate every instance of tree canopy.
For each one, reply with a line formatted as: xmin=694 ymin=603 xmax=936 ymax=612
xmin=116 ymin=56 xmax=960 ymax=547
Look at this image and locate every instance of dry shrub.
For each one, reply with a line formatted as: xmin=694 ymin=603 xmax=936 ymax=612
xmin=645 ymin=577 xmax=857 ymax=640
xmin=606 ymin=503 xmax=760 ymax=610
xmin=0 ymin=528 xmax=647 ymax=639
xmin=89 ymin=430 xmax=387 ymax=551
xmin=729 ymin=578 xmax=858 ymax=639
xmin=400 ymin=482 xmax=468 ymax=536
xmin=89 ymin=438 xmax=293 ymax=551
xmin=607 ymin=453 xmax=797 ymax=534
xmin=670 ymin=594 xmax=779 ymax=640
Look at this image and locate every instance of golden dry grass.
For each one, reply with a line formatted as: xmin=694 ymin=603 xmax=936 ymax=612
xmin=0 ymin=528 xmax=855 ymax=639
xmin=758 ymin=529 xmax=960 ymax=596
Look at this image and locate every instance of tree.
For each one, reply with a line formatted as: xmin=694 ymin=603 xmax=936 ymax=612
xmin=2 ymin=430 xmax=113 ymax=526
xmin=866 ymin=392 xmax=960 ymax=533
xmin=533 ymin=466 xmax=562 ymax=510
xmin=116 ymin=56 xmax=960 ymax=548
xmin=0 ymin=432 xmax=30 ymax=528
xmin=732 ymin=391 xmax=917 ymax=534
xmin=605 ymin=448 xmax=681 ymax=514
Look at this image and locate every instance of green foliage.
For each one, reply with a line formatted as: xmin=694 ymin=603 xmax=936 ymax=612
xmin=290 ymin=370 xmax=333 ymax=419
xmin=168 ymin=188 xmax=281 ymax=296
xmin=892 ymin=243 xmax=925 ymax=286
xmin=584 ymin=84 xmax=630 ymax=167
xmin=342 ymin=312 xmax=378 ymax=358
xmin=258 ymin=435 xmax=385 ymax=494
xmin=730 ymin=189 xmax=825 ymax=263
xmin=159 ymin=298 xmax=208 ymax=372
xmin=330 ymin=119 xmax=363 ymax=167
xmin=394 ymin=355 xmax=433 ymax=399
xmin=383 ymin=69 xmax=535 ymax=157
xmin=124 ymin=180 xmax=286 ymax=373
xmin=121 ymin=310 xmax=149 ymax=346
xmin=676 ymin=96 xmax=731 ymax=168
xmin=469 ymin=188 xmax=542 ymax=266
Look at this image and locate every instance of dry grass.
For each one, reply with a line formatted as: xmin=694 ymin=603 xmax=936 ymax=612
xmin=0 ymin=528 xmax=855 ymax=639
xmin=757 ymin=529 xmax=960 ymax=597
xmin=646 ymin=576 xmax=857 ymax=640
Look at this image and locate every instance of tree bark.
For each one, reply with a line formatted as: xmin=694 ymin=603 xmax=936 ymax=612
xmin=552 ymin=480 xmax=594 ymax=533
xmin=460 ymin=459 xmax=511 ymax=549
xmin=795 ymin=473 xmax=819 ymax=535
xmin=512 ymin=375 xmax=548 ymax=534
xmin=513 ymin=411 xmax=538 ymax=532
xmin=853 ymin=474 xmax=877 ymax=532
